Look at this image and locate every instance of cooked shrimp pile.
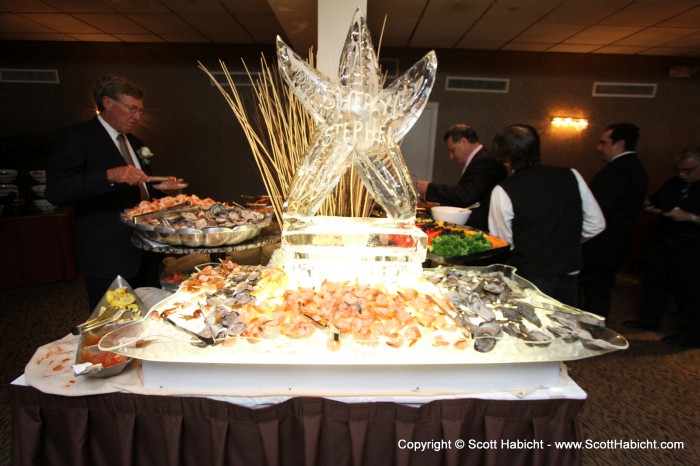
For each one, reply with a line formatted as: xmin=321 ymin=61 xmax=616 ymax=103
xmin=162 ymin=261 xmax=467 ymax=349
xmin=238 ymin=281 xmax=465 ymax=348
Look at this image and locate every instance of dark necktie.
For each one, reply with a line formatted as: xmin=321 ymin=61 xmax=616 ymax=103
xmin=116 ymin=133 xmax=149 ymax=200
xmin=680 ymin=184 xmax=690 ymax=200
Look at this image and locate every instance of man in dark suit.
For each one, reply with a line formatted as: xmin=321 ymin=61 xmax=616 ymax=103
xmin=416 ymin=123 xmax=507 ymax=231
xmin=579 ymin=123 xmax=648 ymax=317
xmin=46 ymin=74 xmax=165 ymax=312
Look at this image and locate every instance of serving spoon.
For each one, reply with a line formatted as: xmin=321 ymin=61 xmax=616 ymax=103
xmin=459 ymin=202 xmax=480 ymax=212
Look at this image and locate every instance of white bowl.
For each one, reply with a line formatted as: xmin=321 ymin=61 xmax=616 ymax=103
xmin=29 ymin=170 xmax=47 ymax=183
xmin=31 ymin=184 xmax=46 ymax=198
xmin=34 ymin=199 xmax=57 ymax=213
xmin=0 ymin=168 xmax=18 ymax=183
xmin=431 ymin=206 xmax=472 ymax=225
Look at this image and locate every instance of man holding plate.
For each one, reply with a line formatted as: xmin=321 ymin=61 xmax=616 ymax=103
xmin=46 ymin=74 xmax=184 ymax=312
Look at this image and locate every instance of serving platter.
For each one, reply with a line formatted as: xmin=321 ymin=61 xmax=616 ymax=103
xmin=98 ymin=264 xmax=627 ymax=366
xmin=122 ymin=204 xmax=271 ymax=247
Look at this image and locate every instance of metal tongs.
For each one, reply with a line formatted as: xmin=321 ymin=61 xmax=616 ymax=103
xmin=71 ymin=306 xmax=139 ymax=335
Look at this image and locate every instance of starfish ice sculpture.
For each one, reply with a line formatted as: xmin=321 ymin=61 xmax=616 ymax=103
xmin=277 ymin=8 xmax=437 ymax=229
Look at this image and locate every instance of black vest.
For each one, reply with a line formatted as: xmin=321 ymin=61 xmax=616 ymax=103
xmin=500 ymin=164 xmax=583 ymax=278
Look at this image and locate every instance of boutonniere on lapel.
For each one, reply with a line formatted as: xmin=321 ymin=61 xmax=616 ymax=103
xmin=137 ymin=146 xmax=154 ymax=165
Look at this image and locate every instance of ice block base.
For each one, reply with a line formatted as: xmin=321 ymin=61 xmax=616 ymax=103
xmin=280 ymin=216 xmax=427 ymax=288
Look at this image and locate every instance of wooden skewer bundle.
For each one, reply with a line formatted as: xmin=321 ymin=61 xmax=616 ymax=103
xmin=199 ymin=54 xmax=375 ymax=228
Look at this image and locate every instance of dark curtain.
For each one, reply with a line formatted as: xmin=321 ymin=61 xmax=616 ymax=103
xmin=11 ymin=385 xmax=583 ymax=466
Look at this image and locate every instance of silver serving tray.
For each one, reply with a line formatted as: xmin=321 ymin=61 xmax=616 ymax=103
xmin=125 ymin=213 xmax=271 ymax=247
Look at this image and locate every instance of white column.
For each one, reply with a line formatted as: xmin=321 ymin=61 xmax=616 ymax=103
xmin=317 ymin=0 xmax=367 ymax=79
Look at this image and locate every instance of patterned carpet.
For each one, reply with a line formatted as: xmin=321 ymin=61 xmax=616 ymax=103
xmin=1 ymin=275 xmax=698 ymax=465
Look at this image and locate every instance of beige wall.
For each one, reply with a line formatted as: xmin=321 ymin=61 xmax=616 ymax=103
xmin=1 ymin=41 xmax=699 ymax=272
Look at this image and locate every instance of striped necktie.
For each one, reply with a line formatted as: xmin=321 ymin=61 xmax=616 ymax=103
xmin=116 ymin=133 xmax=149 ymax=200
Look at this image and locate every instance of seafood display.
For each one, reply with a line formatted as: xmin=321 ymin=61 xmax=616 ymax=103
xmin=425 ymin=265 xmax=623 ymax=353
xmin=98 ymin=262 xmax=627 ymax=365
xmin=122 ymin=200 xmax=272 ymax=247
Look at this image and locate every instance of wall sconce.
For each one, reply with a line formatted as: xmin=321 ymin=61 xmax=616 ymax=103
xmin=551 ymin=117 xmax=588 ymax=131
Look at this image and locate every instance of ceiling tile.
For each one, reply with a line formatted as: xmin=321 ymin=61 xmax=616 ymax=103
xmin=546 ymin=44 xmax=600 ymax=53
xmin=368 ymin=0 xmax=427 ymax=18
xmin=0 ymin=12 xmax=54 ymax=32
xmin=128 ymin=13 xmax=198 ymax=34
xmin=591 ymin=45 xmax=650 ymax=55
xmin=235 ymin=14 xmax=284 ymax=44
xmin=98 ymin=0 xmax=169 ymax=14
xmin=159 ymin=33 xmax=209 ymax=43
xmin=657 ymin=5 xmax=700 ymax=27
xmin=563 ymin=25 xmax=644 ymax=45
xmin=638 ymin=46 xmax=699 ymax=56
xmin=367 ymin=16 xmax=418 ymax=48
xmin=464 ymin=20 xmax=530 ymax=42
xmin=481 ymin=0 xmax=562 ymax=22
xmin=501 ymin=42 xmax=552 ymax=52
xmin=113 ymin=33 xmax=164 ymax=42
xmin=600 ymin=1 xmax=698 ymax=26
xmin=455 ymin=39 xmax=503 ymax=50
xmin=69 ymin=33 xmax=120 ymax=41
xmin=0 ymin=0 xmax=58 ymax=13
xmin=22 ymin=13 xmax=101 ymax=33
xmin=219 ymin=0 xmax=277 ymax=16
xmin=163 ymin=0 xmax=228 ymax=15
xmin=0 ymin=31 xmax=76 ymax=40
xmin=542 ymin=0 xmax=631 ymax=25
xmin=516 ymin=23 xmax=588 ymax=43
xmin=411 ymin=18 xmax=476 ymax=48
xmin=614 ymin=27 xmax=699 ymax=47
xmin=661 ymin=30 xmax=700 ymax=47
xmin=42 ymin=0 xmax=114 ymax=13
xmin=422 ymin=0 xmax=491 ymax=20
xmin=74 ymin=13 xmax=149 ymax=34
xmin=184 ymin=14 xmax=252 ymax=43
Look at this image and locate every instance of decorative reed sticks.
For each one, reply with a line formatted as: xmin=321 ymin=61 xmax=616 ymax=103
xmin=199 ymin=55 xmax=375 ymax=227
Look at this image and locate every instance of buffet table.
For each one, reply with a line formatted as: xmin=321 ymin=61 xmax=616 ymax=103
xmin=0 ymin=207 xmax=78 ymax=289
xmin=11 ymin=330 xmax=587 ymax=466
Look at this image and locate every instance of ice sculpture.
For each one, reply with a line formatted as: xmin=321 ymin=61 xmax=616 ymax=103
xmin=277 ymin=8 xmax=437 ymax=228
xmin=276 ymin=8 xmax=437 ymax=287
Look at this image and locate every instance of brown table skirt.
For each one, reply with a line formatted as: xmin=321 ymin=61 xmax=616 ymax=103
xmin=11 ymin=384 xmax=583 ymax=466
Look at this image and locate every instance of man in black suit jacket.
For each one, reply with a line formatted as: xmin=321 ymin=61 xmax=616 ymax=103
xmin=46 ymin=75 xmax=163 ymax=312
xmin=579 ymin=123 xmax=648 ymax=317
xmin=416 ymin=124 xmax=507 ymax=231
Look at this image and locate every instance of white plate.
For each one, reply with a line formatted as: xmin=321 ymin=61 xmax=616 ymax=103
xmin=154 ymin=182 xmax=189 ymax=190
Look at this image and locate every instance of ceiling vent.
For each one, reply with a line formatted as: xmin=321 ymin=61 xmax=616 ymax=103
xmin=445 ymin=76 xmax=509 ymax=93
xmin=592 ymin=82 xmax=657 ymax=98
xmin=208 ymin=71 xmax=262 ymax=87
xmin=0 ymin=68 xmax=59 ymax=84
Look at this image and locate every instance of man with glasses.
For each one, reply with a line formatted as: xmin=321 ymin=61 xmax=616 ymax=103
xmin=46 ymin=74 xmax=178 ymax=312
xmin=579 ymin=122 xmax=648 ymax=317
xmin=624 ymin=147 xmax=700 ymax=347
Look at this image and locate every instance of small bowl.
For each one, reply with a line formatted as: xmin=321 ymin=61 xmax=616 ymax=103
xmin=34 ymin=199 xmax=57 ymax=213
xmin=0 ymin=169 xmax=18 ymax=184
xmin=31 ymin=184 xmax=46 ymax=198
xmin=29 ymin=170 xmax=47 ymax=183
xmin=431 ymin=206 xmax=471 ymax=225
